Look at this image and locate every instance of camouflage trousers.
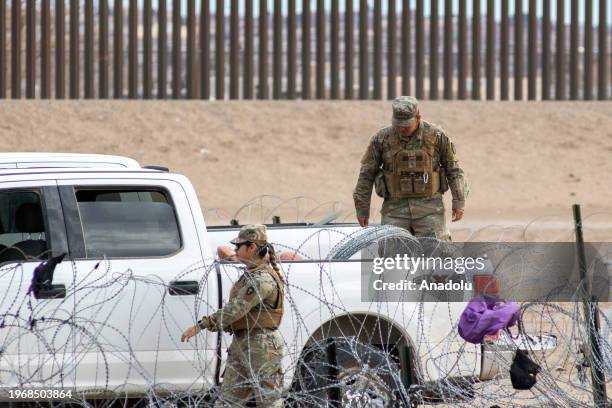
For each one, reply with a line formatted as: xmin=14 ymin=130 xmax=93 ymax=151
xmin=214 ymin=328 xmax=284 ymax=407
xmin=380 ymin=194 xmax=451 ymax=241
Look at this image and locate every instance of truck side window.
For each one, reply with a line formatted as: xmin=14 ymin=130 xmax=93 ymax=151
xmin=0 ymin=190 xmax=49 ymax=264
xmin=75 ymin=188 xmax=181 ymax=258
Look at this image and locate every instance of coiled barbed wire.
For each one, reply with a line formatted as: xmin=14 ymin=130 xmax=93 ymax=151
xmin=0 ymin=223 xmax=610 ymax=407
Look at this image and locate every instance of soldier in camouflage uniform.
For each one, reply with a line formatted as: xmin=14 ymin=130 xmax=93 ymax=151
xmin=181 ymin=224 xmax=285 ymax=407
xmin=353 ymin=96 xmax=468 ymax=241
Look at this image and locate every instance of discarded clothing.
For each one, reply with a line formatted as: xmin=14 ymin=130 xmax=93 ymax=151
xmin=458 ymin=296 xmax=520 ymax=344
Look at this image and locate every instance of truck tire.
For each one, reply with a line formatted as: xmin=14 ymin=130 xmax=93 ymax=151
xmin=290 ymin=337 xmax=409 ymax=408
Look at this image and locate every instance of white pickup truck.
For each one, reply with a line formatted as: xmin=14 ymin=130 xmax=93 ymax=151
xmin=0 ymin=156 xmax=555 ymax=405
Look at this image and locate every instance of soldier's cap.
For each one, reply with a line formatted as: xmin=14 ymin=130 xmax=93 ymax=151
xmin=230 ymin=224 xmax=268 ymax=245
xmin=392 ymin=96 xmax=419 ymax=127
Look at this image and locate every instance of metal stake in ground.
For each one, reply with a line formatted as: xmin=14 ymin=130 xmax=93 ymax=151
xmin=573 ymin=204 xmax=608 ymax=407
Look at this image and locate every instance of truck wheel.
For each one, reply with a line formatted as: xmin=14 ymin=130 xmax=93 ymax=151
xmin=290 ymin=337 xmax=409 ymax=407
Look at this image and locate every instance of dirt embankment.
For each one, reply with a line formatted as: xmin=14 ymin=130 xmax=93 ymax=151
xmin=1 ymin=100 xmax=611 ymax=239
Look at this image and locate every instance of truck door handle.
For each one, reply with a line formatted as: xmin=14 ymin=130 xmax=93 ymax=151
xmin=36 ymin=284 xmax=66 ymax=299
xmin=168 ymin=280 xmax=199 ymax=296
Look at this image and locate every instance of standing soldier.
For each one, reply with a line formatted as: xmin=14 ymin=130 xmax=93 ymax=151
xmin=353 ymin=96 xmax=468 ymax=241
xmin=181 ymin=224 xmax=285 ymax=407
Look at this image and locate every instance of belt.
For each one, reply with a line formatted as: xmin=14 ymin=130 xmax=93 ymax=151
xmin=232 ymin=327 xmax=276 ymax=336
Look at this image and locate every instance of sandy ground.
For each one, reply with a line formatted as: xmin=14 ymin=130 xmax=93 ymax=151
xmin=0 ymin=100 xmax=611 ymax=240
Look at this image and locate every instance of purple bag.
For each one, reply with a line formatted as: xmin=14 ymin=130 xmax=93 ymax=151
xmin=458 ymin=296 xmax=521 ymax=344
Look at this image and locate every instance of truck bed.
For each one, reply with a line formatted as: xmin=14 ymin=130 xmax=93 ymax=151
xmin=206 ymin=222 xmax=364 ymax=260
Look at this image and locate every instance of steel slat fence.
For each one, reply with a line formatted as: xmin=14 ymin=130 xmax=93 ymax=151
xmin=0 ymin=0 xmax=609 ymax=101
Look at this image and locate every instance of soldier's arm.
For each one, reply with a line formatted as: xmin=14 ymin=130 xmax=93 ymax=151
xmin=353 ymin=133 xmax=383 ymax=218
xmin=199 ymin=275 xmax=274 ymax=332
xmin=439 ymin=132 xmax=469 ymax=210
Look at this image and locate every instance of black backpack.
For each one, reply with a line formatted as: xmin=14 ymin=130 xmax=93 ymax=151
xmin=510 ymin=349 xmax=541 ymax=390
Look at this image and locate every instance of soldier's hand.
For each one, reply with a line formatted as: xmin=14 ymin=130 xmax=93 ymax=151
xmin=357 ymin=216 xmax=369 ymax=228
xmin=452 ymin=208 xmax=464 ymax=222
xmin=180 ymin=325 xmax=202 ymax=342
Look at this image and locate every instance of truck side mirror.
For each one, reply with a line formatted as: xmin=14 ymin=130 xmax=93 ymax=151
xmin=29 ymin=253 xmax=67 ymax=299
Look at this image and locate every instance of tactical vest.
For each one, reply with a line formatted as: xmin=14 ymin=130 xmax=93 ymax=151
xmin=228 ymin=265 xmax=285 ymax=332
xmin=382 ymin=126 xmax=441 ymax=198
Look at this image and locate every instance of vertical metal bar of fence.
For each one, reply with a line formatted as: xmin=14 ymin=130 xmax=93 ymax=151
xmin=458 ymin=0 xmax=466 ymax=99
xmin=243 ymin=0 xmax=252 ymax=99
xmin=230 ymin=0 xmax=239 ymax=99
xmin=56 ymin=0 xmax=65 ymax=99
xmin=556 ymin=0 xmax=565 ymax=99
xmin=200 ymin=0 xmax=210 ymax=99
xmin=331 ymin=0 xmax=339 ymax=99
xmin=514 ymin=0 xmax=523 ymax=100
xmin=69 ymin=0 xmax=79 ymax=99
xmin=316 ymin=0 xmax=325 ymax=99
xmin=345 ymin=0 xmax=354 ymax=99
xmin=100 ymin=0 xmax=109 ymax=99
xmin=401 ymin=0 xmax=410 ymax=96
xmin=302 ymin=0 xmax=311 ymax=99
xmin=215 ymin=0 xmax=224 ymax=100
xmin=443 ymin=0 xmax=452 ymax=100
xmin=158 ymin=0 xmax=167 ymax=99
xmin=542 ymin=0 xmax=551 ymax=100
xmin=569 ymin=0 xmax=578 ymax=99
xmin=0 ymin=1 xmax=5 ymax=98
xmin=430 ymin=0 xmax=438 ymax=100
xmin=114 ymin=0 xmax=124 ymax=99
xmin=26 ymin=0 xmax=36 ymax=99
xmin=500 ymin=0 xmax=508 ymax=99
xmin=583 ymin=0 xmax=592 ymax=100
xmin=172 ymin=0 xmax=182 ymax=99
xmin=41 ymin=0 xmax=51 ymax=99
xmin=85 ymin=0 xmax=94 ymax=99
xmin=188 ymin=0 xmax=198 ymax=99
xmin=472 ymin=0 xmax=480 ymax=100
xmin=259 ymin=0 xmax=268 ymax=99
xmin=143 ymin=0 xmax=152 ymax=99
xmin=528 ymin=0 xmax=536 ymax=100
xmin=287 ymin=0 xmax=296 ymax=99
xmin=359 ymin=0 xmax=369 ymax=99
xmin=598 ymin=0 xmax=608 ymax=100
xmin=274 ymin=0 xmax=283 ymax=99
xmin=486 ymin=0 xmax=495 ymax=100
xmin=129 ymin=0 xmax=138 ymax=99
xmin=11 ymin=0 xmax=21 ymax=99
xmin=374 ymin=0 xmax=382 ymax=99
xmin=388 ymin=0 xmax=397 ymax=100
xmin=415 ymin=0 xmax=424 ymax=99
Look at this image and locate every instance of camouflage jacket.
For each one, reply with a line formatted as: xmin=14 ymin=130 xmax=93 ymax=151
xmin=353 ymin=120 xmax=468 ymax=218
xmin=198 ymin=261 xmax=282 ymax=332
